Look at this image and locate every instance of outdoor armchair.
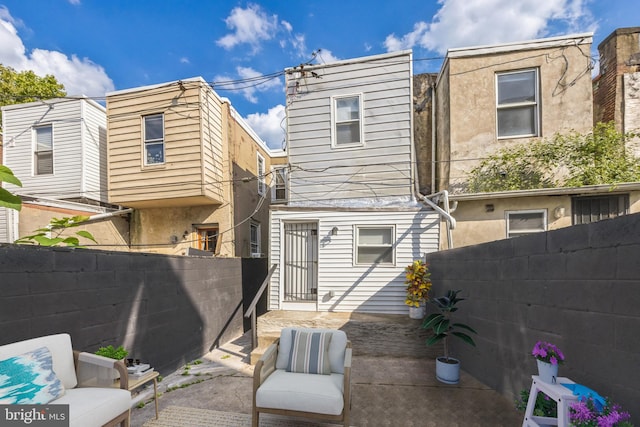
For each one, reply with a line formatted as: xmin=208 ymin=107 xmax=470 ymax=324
xmin=252 ymin=327 xmax=352 ymax=427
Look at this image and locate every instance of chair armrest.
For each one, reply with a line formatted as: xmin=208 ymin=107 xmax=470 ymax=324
xmin=253 ymin=339 xmax=279 ymax=392
xmin=343 ymin=341 xmax=352 ymax=411
xmin=74 ymin=351 xmax=128 ymax=390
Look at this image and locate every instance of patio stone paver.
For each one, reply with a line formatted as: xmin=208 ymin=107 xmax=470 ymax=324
xmin=130 ymin=331 xmax=523 ymax=427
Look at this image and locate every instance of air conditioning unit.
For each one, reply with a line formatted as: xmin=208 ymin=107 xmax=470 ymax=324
xmin=251 ymin=253 xmax=264 ymax=258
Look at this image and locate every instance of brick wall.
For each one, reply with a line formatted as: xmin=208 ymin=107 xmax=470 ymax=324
xmin=426 ymin=212 xmax=640 ymax=420
xmin=0 ymin=245 xmax=267 ymax=374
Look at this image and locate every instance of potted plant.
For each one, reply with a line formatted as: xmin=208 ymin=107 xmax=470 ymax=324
xmin=569 ymin=397 xmax=633 ymax=426
xmin=531 ymin=341 xmax=564 ymax=383
xmin=404 ymin=259 xmax=432 ymax=319
xmin=422 ymin=289 xmax=477 ymax=384
xmin=95 ymin=345 xmax=129 ymax=381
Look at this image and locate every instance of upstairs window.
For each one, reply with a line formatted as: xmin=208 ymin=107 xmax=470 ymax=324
xmin=257 ymin=153 xmax=266 ymax=196
xmin=333 ymin=94 xmax=362 ymax=147
xmin=496 ymin=69 xmax=539 ymax=138
xmin=250 ymin=221 xmax=261 ymax=257
xmin=572 ymin=194 xmax=629 ymax=225
xmin=34 ymin=124 xmax=53 ymax=175
xmin=196 ymin=226 xmax=219 ymax=254
xmin=355 ymin=226 xmax=394 ymax=265
xmin=143 ymin=114 xmax=164 ymax=165
xmin=506 ymin=210 xmax=546 ymax=238
xmin=272 ymin=167 xmax=287 ymax=202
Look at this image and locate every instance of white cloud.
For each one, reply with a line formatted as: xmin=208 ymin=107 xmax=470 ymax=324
xmin=68 ymin=0 xmax=81 ymax=5
xmin=245 ymin=104 xmax=286 ymax=151
xmin=213 ymin=66 xmax=282 ymax=104
xmin=384 ymin=0 xmax=596 ymax=54
xmin=216 ymin=3 xmax=278 ymax=53
xmin=315 ymin=49 xmax=339 ymax=64
xmin=0 ymin=7 xmax=114 ymax=97
xmin=180 ymin=57 xmax=190 ymax=64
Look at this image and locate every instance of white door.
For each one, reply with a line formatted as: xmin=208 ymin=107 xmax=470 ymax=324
xmin=282 ymin=222 xmax=318 ymax=310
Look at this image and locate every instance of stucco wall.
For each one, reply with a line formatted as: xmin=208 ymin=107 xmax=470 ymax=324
xmin=425 ymin=212 xmax=640 ymax=421
xmin=0 ymin=245 xmax=266 ymax=374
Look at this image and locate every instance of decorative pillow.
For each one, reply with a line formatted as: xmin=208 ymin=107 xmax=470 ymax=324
xmin=286 ymin=330 xmax=332 ymax=375
xmin=0 ymin=346 xmax=65 ymax=404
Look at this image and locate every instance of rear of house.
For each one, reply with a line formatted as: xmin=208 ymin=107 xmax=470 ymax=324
xmin=269 ymin=50 xmax=440 ymax=314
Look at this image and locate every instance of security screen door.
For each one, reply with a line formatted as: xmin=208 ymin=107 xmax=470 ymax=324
xmin=283 ymin=222 xmax=318 ymax=304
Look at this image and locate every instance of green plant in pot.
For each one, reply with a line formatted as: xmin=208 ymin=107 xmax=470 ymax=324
xmin=95 ymin=345 xmax=129 ymax=380
xmin=422 ymin=289 xmax=477 ymax=384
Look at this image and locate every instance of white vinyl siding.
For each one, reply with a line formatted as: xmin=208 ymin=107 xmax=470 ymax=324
xmin=285 ymin=51 xmax=414 ymax=204
xmin=2 ymin=98 xmax=107 ymax=202
xmin=269 ymin=207 xmax=439 ymax=314
xmin=143 ymin=114 xmax=165 ymax=165
xmin=506 ymin=210 xmax=547 ymax=238
xmin=332 ymin=94 xmax=363 ymax=147
xmin=496 ymin=69 xmax=539 ymax=138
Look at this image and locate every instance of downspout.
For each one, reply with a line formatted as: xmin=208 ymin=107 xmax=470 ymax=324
xmin=417 ymin=191 xmax=456 ymax=249
xmin=87 ymin=208 xmax=134 ymax=223
xmin=431 ymin=80 xmax=436 ymax=194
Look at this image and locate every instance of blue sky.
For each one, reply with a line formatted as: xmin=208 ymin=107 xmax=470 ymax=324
xmin=0 ymin=0 xmax=637 ymax=150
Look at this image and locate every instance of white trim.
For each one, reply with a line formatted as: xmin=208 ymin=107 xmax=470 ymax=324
xmin=353 ymin=224 xmax=396 ymax=266
xmin=284 ymin=49 xmax=412 ymax=73
xmin=142 ymin=113 xmax=165 ymax=166
xmin=250 ymin=220 xmax=261 ymax=255
xmin=257 ymin=152 xmax=266 ymax=196
xmin=271 ymin=166 xmax=288 ymax=203
xmin=331 ymin=93 xmax=364 ymax=149
xmin=505 ymin=209 xmax=547 ymax=238
xmin=32 ymin=123 xmax=54 ymax=176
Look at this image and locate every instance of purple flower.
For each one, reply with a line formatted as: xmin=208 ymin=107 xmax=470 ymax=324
xmin=531 ymin=341 xmax=565 ymax=365
xmin=570 ymin=401 xmax=594 ymax=424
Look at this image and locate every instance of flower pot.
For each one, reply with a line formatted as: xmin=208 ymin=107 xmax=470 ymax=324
xmin=409 ymin=304 xmax=426 ymax=319
xmin=436 ymin=357 xmax=460 ymax=384
xmin=536 ymin=359 xmax=558 ymax=383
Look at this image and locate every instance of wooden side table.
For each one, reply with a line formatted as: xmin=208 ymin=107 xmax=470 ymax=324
xmin=127 ymin=371 xmax=160 ymax=420
xmin=522 ymin=376 xmax=578 ymax=427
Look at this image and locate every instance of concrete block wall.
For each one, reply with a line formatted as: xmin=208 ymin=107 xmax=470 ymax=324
xmin=425 ymin=212 xmax=640 ymax=421
xmin=0 ymin=245 xmax=264 ymax=374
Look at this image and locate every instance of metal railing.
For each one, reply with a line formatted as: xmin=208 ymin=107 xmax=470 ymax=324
xmin=244 ymin=264 xmax=278 ymax=350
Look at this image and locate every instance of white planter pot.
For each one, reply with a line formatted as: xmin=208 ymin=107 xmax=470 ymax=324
xmin=408 ymin=304 xmax=426 ymax=319
xmin=436 ymin=357 xmax=460 ymax=384
xmin=536 ymin=359 xmax=558 ymax=383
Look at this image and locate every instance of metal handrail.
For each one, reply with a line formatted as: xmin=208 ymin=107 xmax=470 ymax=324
xmin=244 ymin=264 xmax=277 ymax=350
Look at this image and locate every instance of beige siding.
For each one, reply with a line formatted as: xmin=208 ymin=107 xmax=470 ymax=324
xmin=107 ymin=80 xmax=224 ymax=207
xmin=285 ymin=51 xmax=414 ymax=204
xmin=269 ymin=207 xmax=439 ymax=314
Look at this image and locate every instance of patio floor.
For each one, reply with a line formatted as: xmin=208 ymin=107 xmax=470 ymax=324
xmin=130 ymin=325 xmax=524 ymax=427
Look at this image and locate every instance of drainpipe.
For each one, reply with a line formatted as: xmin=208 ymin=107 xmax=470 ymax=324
xmin=87 ymin=208 xmax=134 ymax=222
xmin=417 ymin=191 xmax=456 ymax=249
xmin=431 ymin=81 xmax=436 ymax=194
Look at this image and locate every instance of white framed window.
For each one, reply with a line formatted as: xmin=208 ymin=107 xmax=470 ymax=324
xmin=506 ymin=210 xmax=547 ymax=238
xmin=496 ymin=69 xmax=539 ymax=138
xmin=332 ymin=94 xmax=363 ymax=147
xmin=271 ymin=166 xmax=287 ymax=202
xmin=257 ymin=153 xmax=266 ymax=196
xmin=143 ymin=114 xmax=164 ymax=165
xmin=355 ymin=226 xmax=394 ymax=265
xmin=250 ymin=221 xmax=261 ymax=257
xmin=34 ymin=124 xmax=53 ymax=175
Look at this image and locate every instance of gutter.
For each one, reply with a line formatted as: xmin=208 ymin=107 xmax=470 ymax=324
xmin=417 ymin=191 xmax=456 ymax=249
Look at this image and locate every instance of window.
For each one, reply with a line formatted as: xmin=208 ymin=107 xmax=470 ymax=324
xmin=143 ymin=114 xmax=164 ymax=165
xmin=572 ymin=194 xmax=629 ymax=225
xmin=496 ymin=69 xmax=539 ymax=138
xmin=355 ymin=226 xmax=394 ymax=265
xmin=272 ymin=167 xmax=287 ymax=202
xmin=196 ymin=227 xmax=219 ymax=253
xmin=506 ymin=210 xmax=546 ymax=238
xmin=257 ymin=153 xmax=266 ymax=196
xmin=34 ymin=125 xmax=53 ymax=175
xmin=333 ymin=94 xmax=362 ymax=147
xmin=250 ymin=222 xmax=261 ymax=257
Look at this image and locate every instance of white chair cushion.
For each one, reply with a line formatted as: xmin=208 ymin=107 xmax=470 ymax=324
xmin=0 ymin=334 xmax=77 ymax=389
xmin=276 ymin=328 xmax=348 ymax=374
xmin=55 ymin=387 xmax=130 ymax=427
xmin=256 ymin=369 xmax=344 ymax=415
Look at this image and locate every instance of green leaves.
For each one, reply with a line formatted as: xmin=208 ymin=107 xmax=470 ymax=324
xmin=466 ymin=122 xmax=640 ymax=193
xmin=15 ymin=215 xmax=97 ymax=247
xmin=0 ymin=165 xmax=22 ymax=211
